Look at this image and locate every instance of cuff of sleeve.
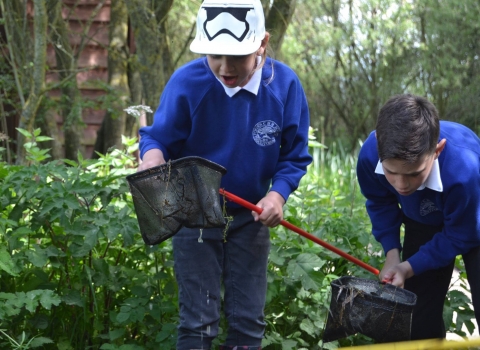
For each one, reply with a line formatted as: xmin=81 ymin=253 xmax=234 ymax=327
xmin=407 ymin=252 xmax=434 ymax=276
xmin=270 ymin=180 xmax=292 ymax=203
xmin=140 ymin=144 xmax=169 ymax=161
xmin=379 ymin=236 xmax=402 ymax=257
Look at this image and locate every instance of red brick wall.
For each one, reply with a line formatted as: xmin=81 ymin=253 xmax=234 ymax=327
xmin=48 ymin=0 xmax=111 ymax=158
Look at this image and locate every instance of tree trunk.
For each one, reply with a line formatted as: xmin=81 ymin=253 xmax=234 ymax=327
xmin=265 ymin=0 xmax=297 ymax=55
xmin=93 ymin=0 xmax=130 ymax=157
xmin=124 ymin=0 xmax=173 ymax=125
xmin=126 ymin=55 xmax=143 ymax=136
xmin=16 ymin=0 xmax=48 ymax=164
xmin=47 ymin=0 xmax=84 ymax=160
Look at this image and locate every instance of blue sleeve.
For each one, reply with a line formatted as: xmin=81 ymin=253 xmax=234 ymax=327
xmin=269 ymin=76 xmax=312 ymax=201
xmin=138 ymin=70 xmax=197 ymax=161
xmin=356 ymin=134 xmax=403 ymax=254
xmin=408 ymin=166 xmax=480 ymax=275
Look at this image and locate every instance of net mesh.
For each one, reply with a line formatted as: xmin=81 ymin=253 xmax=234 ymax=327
xmin=323 ymin=276 xmax=417 ymax=343
xmin=126 ymin=157 xmax=227 ymax=245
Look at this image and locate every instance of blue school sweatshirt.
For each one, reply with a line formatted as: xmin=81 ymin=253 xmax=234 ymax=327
xmin=357 ymin=121 xmax=480 ymax=275
xmin=139 ymin=57 xmax=312 ymax=206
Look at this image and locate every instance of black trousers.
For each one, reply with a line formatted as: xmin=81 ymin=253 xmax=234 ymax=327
xmin=402 ymin=216 xmax=480 ymax=340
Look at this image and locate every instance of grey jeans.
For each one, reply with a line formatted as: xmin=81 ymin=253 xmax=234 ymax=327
xmin=172 ymin=208 xmax=270 ymax=350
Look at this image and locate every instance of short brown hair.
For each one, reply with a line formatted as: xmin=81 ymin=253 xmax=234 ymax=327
xmin=376 ymin=94 xmax=440 ymax=163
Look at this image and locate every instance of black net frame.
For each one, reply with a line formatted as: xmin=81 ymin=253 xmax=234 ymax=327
xmin=126 ymin=156 xmax=227 ymax=245
xmin=323 ymin=276 xmax=417 ymax=343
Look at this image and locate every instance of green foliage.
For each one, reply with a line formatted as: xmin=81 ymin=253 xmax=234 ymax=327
xmin=262 ymin=140 xmax=384 ymax=349
xmin=15 ymin=128 xmax=53 ymax=164
xmin=0 ymin=329 xmax=53 ymax=349
xmin=0 ymin=132 xmax=476 ymax=349
xmin=282 ymin=0 xmax=480 ymax=150
xmin=0 ymin=133 xmax=176 ymax=349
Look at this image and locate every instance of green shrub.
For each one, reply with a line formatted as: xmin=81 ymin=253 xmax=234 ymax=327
xmin=0 ymin=130 xmax=475 ymax=349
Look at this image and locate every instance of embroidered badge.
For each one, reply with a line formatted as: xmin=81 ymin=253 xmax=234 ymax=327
xmin=252 ymin=120 xmax=280 ymax=146
xmin=420 ymin=198 xmax=440 ymax=216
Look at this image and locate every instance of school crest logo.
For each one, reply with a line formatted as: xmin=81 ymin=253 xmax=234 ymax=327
xmin=420 ymin=199 xmax=440 ymax=216
xmin=252 ymin=120 xmax=280 ymax=146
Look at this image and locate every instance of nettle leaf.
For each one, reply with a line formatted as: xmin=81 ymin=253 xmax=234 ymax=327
xmin=287 ymin=253 xmax=326 ymax=291
xmin=0 ymin=246 xmax=20 ymax=276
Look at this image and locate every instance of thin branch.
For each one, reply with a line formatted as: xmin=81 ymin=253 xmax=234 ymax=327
xmin=75 ymin=0 xmax=107 ymax=60
xmin=174 ymin=21 xmax=196 ymax=68
xmin=0 ymin=0 xmax=25 ymax=107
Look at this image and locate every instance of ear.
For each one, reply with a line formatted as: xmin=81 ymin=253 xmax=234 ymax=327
xmin=434 ymin=138 xmax=446 ymax=159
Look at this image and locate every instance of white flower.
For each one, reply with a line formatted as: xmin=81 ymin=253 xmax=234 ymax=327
xmin=124 ymin=105 xmax=153 ymax=118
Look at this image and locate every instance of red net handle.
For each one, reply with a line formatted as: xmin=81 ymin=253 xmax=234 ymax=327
xmin=219 ymin=188 xmax=380 ymax=276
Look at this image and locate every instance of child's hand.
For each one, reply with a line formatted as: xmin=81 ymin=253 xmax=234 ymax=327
xmin=380 ymin=249 xmax=414 ymax=288
xmin=379 ymin=248 xmax=401 ymax=282
xmin=253 ymin=191 xmax=285 ymax=227
xmin=381 ymin=261 xmax=414 ymax=288
xmin=137 ymin=149 xmax=166 ymax=171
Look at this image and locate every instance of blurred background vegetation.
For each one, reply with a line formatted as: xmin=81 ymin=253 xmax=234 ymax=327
xmin=0 ymin=0 xmax=478 ymax=162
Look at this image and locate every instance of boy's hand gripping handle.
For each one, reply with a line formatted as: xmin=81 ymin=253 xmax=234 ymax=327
xmin=219 ymin=188 xmax=380 ymax=276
